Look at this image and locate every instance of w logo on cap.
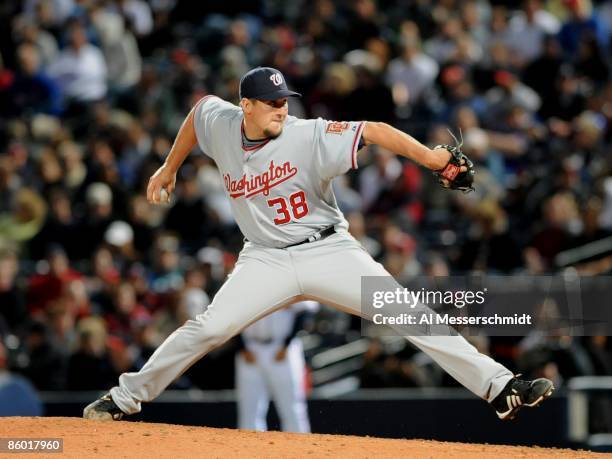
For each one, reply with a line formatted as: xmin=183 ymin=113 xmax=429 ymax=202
xmin=239 ymin=67 xmax=301 ymax=99
xmin=270 ymin=73 xmax=283 ymax=86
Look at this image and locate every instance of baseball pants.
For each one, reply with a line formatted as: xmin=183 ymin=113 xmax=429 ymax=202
xmin=110 ymin=231 xmax=513 ymax=414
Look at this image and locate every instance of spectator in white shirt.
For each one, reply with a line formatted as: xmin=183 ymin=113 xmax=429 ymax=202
xmin=90 ymin=4 xmax=142 ymax=91
xmin=115 ymin=0 xmax=154 ymax=37
xmin=508 ymin=0 xmax=561 ymax=64
xmin=48 ymin=20 xmax=107 ymax=103
xmin=386 ymin=37 xmax=439 ymax=108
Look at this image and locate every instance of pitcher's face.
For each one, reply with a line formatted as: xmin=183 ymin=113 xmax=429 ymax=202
xmin=242 ymin=98 xmax=289 ymax=139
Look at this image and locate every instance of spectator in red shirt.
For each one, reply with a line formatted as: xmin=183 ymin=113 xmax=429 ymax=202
xmin=105 ymin=282 xmax=151 ymax=343
xmin=27 ymin=245 xmax=81 ymax=317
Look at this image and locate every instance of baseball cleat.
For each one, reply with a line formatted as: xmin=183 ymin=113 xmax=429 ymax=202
xmin=491 ymin=377 xmax=555 ymax=420
xmin=83 ymin=393 xmax=125 ymax=421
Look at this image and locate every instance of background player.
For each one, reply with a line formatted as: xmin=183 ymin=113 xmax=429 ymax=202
xmin=236 ymin=301 xmax=317 ymax=433
xmin=84 ymin=67 xmax=554 ymax=423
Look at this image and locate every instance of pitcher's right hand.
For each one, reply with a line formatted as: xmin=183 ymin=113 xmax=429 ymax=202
xmin=147 ymin=164 xmax=177 ymax=204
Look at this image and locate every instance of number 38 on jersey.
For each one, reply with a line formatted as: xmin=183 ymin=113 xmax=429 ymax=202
xmin=267 ymin=190 xmax=309 ymax=225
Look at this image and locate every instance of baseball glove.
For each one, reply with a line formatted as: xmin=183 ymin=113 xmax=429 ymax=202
xmin=433 ymin=131 xmax=475 ymax=193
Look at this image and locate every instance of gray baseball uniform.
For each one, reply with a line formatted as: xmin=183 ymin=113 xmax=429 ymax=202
xmin=109 ymin=96 xmax=513 ymax=415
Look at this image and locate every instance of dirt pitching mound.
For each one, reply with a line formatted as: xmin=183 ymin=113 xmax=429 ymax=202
xmin=0 ymin=417 xmax=604 ymax=458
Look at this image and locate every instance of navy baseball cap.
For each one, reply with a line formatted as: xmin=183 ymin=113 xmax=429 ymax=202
xmin=239 ymin=67 xmax=301 ymax=100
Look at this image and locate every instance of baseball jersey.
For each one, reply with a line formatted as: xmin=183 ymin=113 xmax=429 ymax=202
xmin=193 ymin=96 xmax=366 ymax=248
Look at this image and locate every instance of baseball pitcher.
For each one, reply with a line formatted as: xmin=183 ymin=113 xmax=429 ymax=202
xmin=84 ymin=67 xmax=554 ymax=423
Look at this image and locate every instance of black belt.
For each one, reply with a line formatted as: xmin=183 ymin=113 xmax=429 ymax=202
xmin=284 ymin=226 xmax=336 ymax=248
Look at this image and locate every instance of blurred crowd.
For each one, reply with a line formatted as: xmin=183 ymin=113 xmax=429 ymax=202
xmin=0 ymin=0 xmax=611 ymax=400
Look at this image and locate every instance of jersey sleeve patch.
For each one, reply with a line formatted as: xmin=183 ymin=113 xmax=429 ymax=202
xmin=325 ymin=121 xmax=350 ymax=135
xmin=316 ymin=118 xmax=365 ymax=180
